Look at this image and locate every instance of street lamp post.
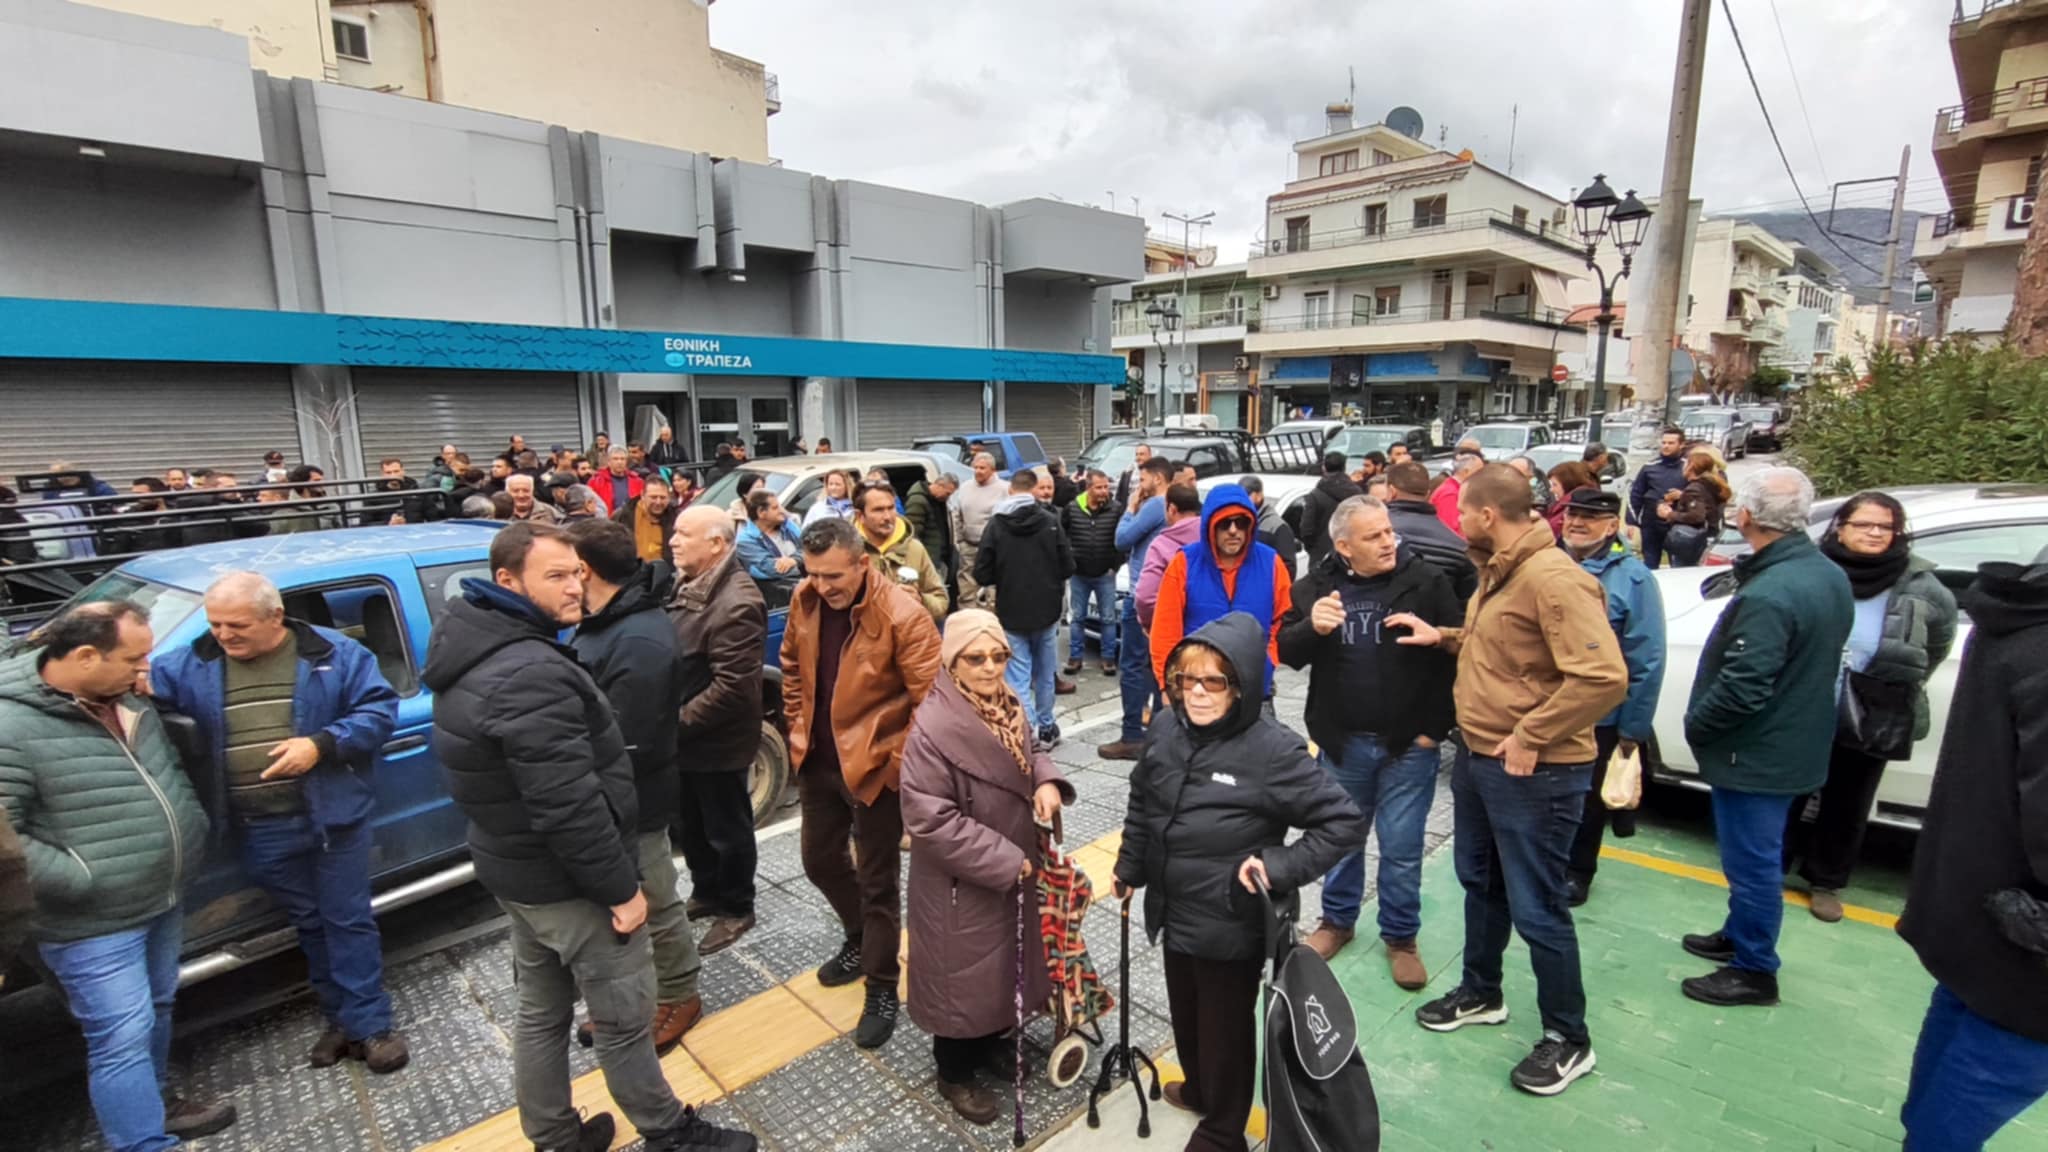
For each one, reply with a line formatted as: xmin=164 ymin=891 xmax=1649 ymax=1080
xmin=1144 ymin=298 xmax=1181 ymax=427
xmin=1571 ymin=175 xmax=1653 ymax=446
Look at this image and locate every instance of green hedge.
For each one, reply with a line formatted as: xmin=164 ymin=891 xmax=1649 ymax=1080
xmin=1786 ymin=340 xmax=2048 ymax=496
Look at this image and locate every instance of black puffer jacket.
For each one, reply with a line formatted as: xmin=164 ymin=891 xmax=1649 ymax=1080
xmin=1113 ymin=612 xmax=1364 ymax=961
xmin=572 ymin=565 xmax=682 ymax=835
xmin=1296 ymin=473 xmax=1362 ymax=564
xmin=1062 ymin=496 xmax=1125 ymax=578
xmin=1385 ymin=497 xmax=1478 ymax=601
xmin=974 ymin=495 xmax=1075 ymax=633
xmin=424 ymin=580 xmax=640 ymax=907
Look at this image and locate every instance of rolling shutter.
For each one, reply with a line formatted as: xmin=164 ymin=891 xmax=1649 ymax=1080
xmin=0 ymin=361 xmax=298 ymax=486
xmin=1004 ymin=383 xmax=1098 ymax=464
xmin=854 ymin=379 xmax=983 ymax=450
xmin=354 ymin=370 xmax=582 ymax=472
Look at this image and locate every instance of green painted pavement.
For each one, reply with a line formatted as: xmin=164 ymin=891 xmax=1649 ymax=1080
xmin=1321 ymin=820 xmax=2046 ymax=1151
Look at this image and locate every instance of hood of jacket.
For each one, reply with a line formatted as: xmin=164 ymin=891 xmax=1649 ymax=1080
xmin=1165 ymin=611 xmax=1267 ymax=742
xmin=1963 ymin=560 xmax=2048 ymax=638
xmin=993 ymin=493 xmax=1053 ymax=533
xmin=581 ymin=562 xmax=667 ymax=631
xmin=1200 ymin=484 xmax=1259 ymax=565
xmin=422 ymin=578 xmax=569 ymax=693
xmin=0 ymin=646 xmax=80 ymax=718
xmin=864 ymin=514 xmax=912 ymax=555
xmin=1733 ymin=528 xmax=1821 ymax=586
xmin=1465 ymin=519 xmax=1555 ymax=587
xmin=1314 ymin=472 xmax=1361 ymax=502
xmin=1567 ymin=533 xmax=1635 ymax=575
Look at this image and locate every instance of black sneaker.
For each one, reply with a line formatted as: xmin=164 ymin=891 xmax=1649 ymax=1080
xmin=1566 ymin=875 xmax=1590 ymax=908
xmin=1509 ymin=1031 xmax=1597 ymax=1097
xmin=1037 ymin=723 xmax=1062 ymax=750
xmin=1414 ymin=986 xmax=1509 ymax=1033
xmin=1681 ymin=931 xmax=1735 ymax=963
xmin=537 ymin=1110 xmax=614 ymax=1152
xmin=1681 ymin=966 xmax=1780 ymax=1007
xmin=854 ymin=983 xmax=899 ymax=1049
xmin=643 ymin=1105 xmax=758 ymax=1151
xmin=816 ymin=938 xmax=863 ymax=988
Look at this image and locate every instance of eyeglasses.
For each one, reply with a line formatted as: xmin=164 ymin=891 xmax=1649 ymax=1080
xmin=955 ymin=649 xmax=1011 ymax=668
xmin=1171 ymin=672 xmax=1232 ymax=695
xmin=1214 ymin=518 xmax=1252 ymax=535
xmin=1841 ymin=521 xmax=1896 ymax=536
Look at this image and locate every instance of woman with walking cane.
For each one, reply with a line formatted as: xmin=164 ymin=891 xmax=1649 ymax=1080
xmin=1113 ymin=612 xmax=1364 ymax=1152
xmin=901 ymin=609 xmax=1074 ymax=1125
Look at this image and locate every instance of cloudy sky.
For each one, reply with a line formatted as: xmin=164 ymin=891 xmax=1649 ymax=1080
xmin=714 ymin=0 xmax=1959 ymax=258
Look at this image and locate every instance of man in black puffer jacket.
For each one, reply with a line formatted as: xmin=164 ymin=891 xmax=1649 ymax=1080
xmin=1296 ymin=451 xmax=1362 ymax=565
xmin=1061 ymin=469 xmax=1126 ymax=677
xmin=974 ymin=469 xmax=1075 ymax=745
xmin=1384 ymin=461 xmax=1478 ymax=601
xmin=424 ymin=522 xmax=750 ymax=1152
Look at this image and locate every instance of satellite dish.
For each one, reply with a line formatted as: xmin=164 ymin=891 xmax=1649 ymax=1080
xmin=1194 ymin=248 xmax=1217 ymax=268
xmin=1387 ymin=106 xmax=1425 ymax=140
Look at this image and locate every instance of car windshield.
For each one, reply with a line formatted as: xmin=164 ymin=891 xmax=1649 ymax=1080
xmin=1524 ymin=445 xmax=1581 ymax=473
xmin=1739 ymin=407 xmax=1777 ymax=424
xmin=911 ymin=438 xmax=968 ymax=463
xmin=1330 ymin=427 xmax=1409 ymax=456
xmin=693 ymin=468 xmax=792 ymax=513
xmin=1078 ymin=436 xmax=1143 ymax=477
xmin=57 ymin=571 xmax=204 ymax=641
xmin=1466 ymin=426 xmax=1529 ymax=453
xmin=1685 ymin=412 xmax=1736 ymax=433
xmin=1267 ymin=421 xmax=1332 ymax=437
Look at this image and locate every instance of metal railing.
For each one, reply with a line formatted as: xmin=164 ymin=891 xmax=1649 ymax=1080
xmin=1931 ymin=209 xmax=1973 ymax=238
xmin=1260 ymin=297 xmax=1575 ymax=334
xmin=1934 ymin=75 xmax=2048 ymax=137
xmin=764 ymin=72 xmax=781 ymax=113
xmin=1111 ymin=305 xmax=1257 ymax=338
xmin=1954 ymin=0 xmax=2033 ymax=26
xmin=1248 ymin=207 xmax=1576 ymax=262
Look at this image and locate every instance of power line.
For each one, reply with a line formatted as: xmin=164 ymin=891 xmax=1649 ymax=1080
xmin=1765 ymin=0 xmax=1829 ymax=187
xmin=1718 ymin=0 xmax=1885 ymax=277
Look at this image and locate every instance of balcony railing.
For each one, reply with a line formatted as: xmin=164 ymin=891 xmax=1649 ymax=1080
xmin=1112 ymin=306 xmax=1258 ymax=338
xmin=1934 ymin=75 xmax=2048 ymax=138
xmin=764 ymin=72 xmax=781 ymax=114
xmin=1259 ymin=296 xmax=1575 ymax=335
xmin=1249 ymin=207 xmax=1577 ymax=263
xmin=1931 ymin=209 xmax=1974 ymax=238
xmin=1954 ymin=0 xmax=2032 ymax=26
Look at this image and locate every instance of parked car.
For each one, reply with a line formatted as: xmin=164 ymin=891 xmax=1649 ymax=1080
xmin=1646 ymin=484 xmax=2048 ymax=828
xmin=2 ymin=523 xmax=795 ymax=999
xmin=1462 ymin=421 xmax=1558 ymax=457
xmin=693 ymin=451 xmax=952 ymax=520
xmin=1326 ymin=424 xmax=1452 ymax=472
xmin=909 ymin=431 xmax=1047 ymax=478
xmin=1681 ymin=407 xmax=1751 ymax=460
xmin=1739 ymin=404 xmax=1786 ymax=453
xmin=1524 ymin=442 xmax=1629 ymax=495
xmin=1264 ymin=418 xmax=1346 ymax=446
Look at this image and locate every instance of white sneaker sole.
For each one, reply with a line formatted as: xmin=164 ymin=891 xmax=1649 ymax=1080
xmin=1417 ymin=1003 xmax=1510 ymax=1033
xmin=1512 ymin=1049 xmax=1598 ymax=1097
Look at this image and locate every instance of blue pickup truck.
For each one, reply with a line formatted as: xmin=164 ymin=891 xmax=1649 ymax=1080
xmin=9 ymin=523 xmax=791 ymax=991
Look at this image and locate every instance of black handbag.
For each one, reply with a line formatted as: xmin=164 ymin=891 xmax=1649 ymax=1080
xmin=1664 ymin=523 xmax=1710 ymax=566
xmin=1837 ymin=669 xmax=1915 ymax=761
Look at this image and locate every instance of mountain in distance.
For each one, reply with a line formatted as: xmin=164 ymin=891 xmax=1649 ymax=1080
xmin=1726 ymin=207 xmax=1939 ymax=329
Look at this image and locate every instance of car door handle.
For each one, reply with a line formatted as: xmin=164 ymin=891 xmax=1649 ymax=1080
xmin=380 ymin=735 xmax=430 ymax=759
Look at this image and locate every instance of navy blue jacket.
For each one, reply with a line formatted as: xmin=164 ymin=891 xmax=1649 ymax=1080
xmin=152 ymin=620 xmax=400 ymax=830
xmin=1571 ymin=536 xmax=1666 ymax=742
xmin=1629 ymin=450 xmax=1688 ymax=530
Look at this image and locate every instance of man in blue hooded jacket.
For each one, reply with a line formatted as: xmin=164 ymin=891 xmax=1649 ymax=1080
xmin=1149 ymin=484 xmax=1294 ymax=701
xmin=1554 ymin=489 xmax=1666 ymax=906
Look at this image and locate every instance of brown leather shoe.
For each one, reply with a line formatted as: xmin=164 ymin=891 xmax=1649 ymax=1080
xmin=1161 ymin=1079 xmax=1204 ymax=1115
xmin=307 ymin=1025 xmax=349 ymax=1068
xmin=1304 ymin=920 xmax=1354 ymax=961
xmin=700 ymin=913 xmax=755 ymax=956
xmin=1809 ymin=888 xmax=1845 ymax=923
xmin=353 ymin=1030 xmax=410 ymax=1075
xmin=1096 ymin=740 xmax=1144 ymax=761
xmin=685 ymin=896 xmax=718 ymax=921
xmin=1101 ymin=661 xmax=1117 ymax=677
xmin=937 ymin=1077 xmax=1001 ymax=1125
xmin=1386 ymin=937 xmax=1428 ymax=991
xmin=653 ymin=998 xmax=702 ymax=1054
xmin=163 ymin=1095 xmax=238 ymax=1139
xmin=1063 ymin=660 xmax=1084 ymax=675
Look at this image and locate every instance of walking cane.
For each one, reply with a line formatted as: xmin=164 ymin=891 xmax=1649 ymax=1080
xmin=1014 ymin=873 xmax=1028 ymax=1149
xmin=1085 ymin=890 xmax=1160 ymax=1137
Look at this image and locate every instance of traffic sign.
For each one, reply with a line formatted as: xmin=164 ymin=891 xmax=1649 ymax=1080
xmin=1551 ymin=364 xmax=1570 ymax=384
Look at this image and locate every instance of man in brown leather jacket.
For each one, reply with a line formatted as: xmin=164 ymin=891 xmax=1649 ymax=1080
xmin=779 ymin=517 xmax=942 ymax=1050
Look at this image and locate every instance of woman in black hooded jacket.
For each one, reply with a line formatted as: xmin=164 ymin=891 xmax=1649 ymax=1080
xmin=1113 ymin=612 xmax=1363 ymax=1152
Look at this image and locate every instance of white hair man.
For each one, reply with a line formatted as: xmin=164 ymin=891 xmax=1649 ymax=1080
xmin=952 ymin=451 xmax=1006 ymax=606
xmin=1677 ymin=466 xmax=1853 ymax=1008
xmin=148 ymin=571 xmax=409 ymax=1071
xmin=505 ymin=473 xmax=563 ymax=524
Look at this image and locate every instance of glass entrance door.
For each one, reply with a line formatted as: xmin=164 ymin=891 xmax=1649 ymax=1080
xmin=698 ymin=397 xmax=740 ymax=459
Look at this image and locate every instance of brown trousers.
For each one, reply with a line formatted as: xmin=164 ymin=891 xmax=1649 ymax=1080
xmin=1163 ymin=949 xmax=1265 ymax=1152
xmin=798 ymin=761 xmax=904 ymax=987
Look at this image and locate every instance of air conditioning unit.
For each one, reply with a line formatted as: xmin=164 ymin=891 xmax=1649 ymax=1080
xmin=1262 ymin=284 xmax=1282 ymax=300
xmin=1269 ymin=239 xmax=1284 ymax=254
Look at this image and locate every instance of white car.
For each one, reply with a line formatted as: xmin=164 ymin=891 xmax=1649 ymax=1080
xmin=1646 ymin=484 xmax=2048 ymax=829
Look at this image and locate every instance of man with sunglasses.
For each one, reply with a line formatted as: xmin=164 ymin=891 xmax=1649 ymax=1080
xmin=1148 ymin=483 xmax=1294 ymax=703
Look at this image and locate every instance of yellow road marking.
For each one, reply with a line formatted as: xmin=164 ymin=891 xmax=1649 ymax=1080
xmin=1149 ymin=1058 xmax=1268 ymax=1142
xmin=1599 ymin=844 xmax=1901 ymax=930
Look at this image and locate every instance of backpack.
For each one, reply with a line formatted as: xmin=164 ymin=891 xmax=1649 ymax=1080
xmin=1258 ymin=884 xmax=1381 ymax=1152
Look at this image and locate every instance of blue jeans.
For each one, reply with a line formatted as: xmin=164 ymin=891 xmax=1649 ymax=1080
xmin=1068 ymin=573 xmax=1119 ymax=664
xmin=241 ymin=814 xmax=392 ymax=1039
xmin=1004 ymin=627 xmax=1058 ymax=731
xmin=1318 ymin=734 xmax=1439 ymax=941
xmin=1452 ymin=748 xmax=1592 ymax=1044
xmin=1116 ymin=595 xmax=1158 ymax=743
xmin=1903 ymin=984 xmax=2048 ymax=1151
xmin=39 ymin=909 xmax=184 ymax=1152
xmin=1709 ymin=787 xmax=1796 ymax=975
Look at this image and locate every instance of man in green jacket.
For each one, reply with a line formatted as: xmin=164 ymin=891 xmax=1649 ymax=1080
xmin=1679 ymin=467 xmax=1853 ymax=1008
xmin=0 ymin=602 xmax=234 ymax=1151
xmin=0 ymin=808 xmax=29 ymax=982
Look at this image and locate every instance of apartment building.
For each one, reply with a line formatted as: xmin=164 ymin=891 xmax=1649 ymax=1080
xmin=1242 ymin=105 xmax=1587 ymax=423
xmin=1766 ymin=246 xmax=1849 ymax=386
xmin=1112 ymin=262 xmax=1260 ymax=427
xmin=1681 ymin=217 xmax=1796 ymax=388
xmin=75 ymin=0 xmax=776 ymax=161
xmin=1915 ymin=0 xmax=2048 ymax=336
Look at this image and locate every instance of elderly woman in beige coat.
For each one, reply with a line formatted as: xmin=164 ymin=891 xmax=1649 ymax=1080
xmin=901 ymin=609 xmax=1074 ymax=1125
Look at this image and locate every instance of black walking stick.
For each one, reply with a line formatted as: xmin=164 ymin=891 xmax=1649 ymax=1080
xmin=1014 ymin=874 xmax=1028 ymax=1149
xmin=1085 ymin=891 xmax=1160 ymax=1136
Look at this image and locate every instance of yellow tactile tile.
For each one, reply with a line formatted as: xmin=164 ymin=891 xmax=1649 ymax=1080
xmin=681 ymin=984 xmax=838 ymax=1093
xmin=1149 ymin=1057 xmax=1267 ymax=1141
xmin=786 ymin=968 xmax=869 ymax=1034
xmin=419 ymin=1044 xmax=722 ymax=1152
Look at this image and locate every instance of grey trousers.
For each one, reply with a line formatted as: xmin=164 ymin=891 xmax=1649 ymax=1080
xmin=502 ymin=896 xmax=685 ymax=1148
xmin=639 ymin=830 xmax=702 ymax=1004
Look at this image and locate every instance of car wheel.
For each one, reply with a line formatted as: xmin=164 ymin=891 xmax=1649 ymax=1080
xmin=751 ymin=722 xmax=790 ymax=828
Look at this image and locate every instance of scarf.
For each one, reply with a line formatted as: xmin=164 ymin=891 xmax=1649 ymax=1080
xmin=1821 ymin=533 xmax=1912 ymax=599
xmin=960 ymin=676 xmax=1033 ymax=777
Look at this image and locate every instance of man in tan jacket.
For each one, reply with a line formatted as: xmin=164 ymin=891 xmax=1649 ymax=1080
xmin=854 ymin=481 xmax=949 ymax=624
xmin=780 ymin=517 xmax=942 ymax=1050
xmin=1387 ymin=463 xmax=1627 ymax=1100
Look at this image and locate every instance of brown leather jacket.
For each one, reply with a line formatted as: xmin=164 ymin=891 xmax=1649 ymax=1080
xmin=780 ymin=565 xmax=943 ymax=803
xmin=666 ymin=546 xmax=767 ymax=775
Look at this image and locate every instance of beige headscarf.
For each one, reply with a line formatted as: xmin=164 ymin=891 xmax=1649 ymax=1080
xmin=941 ymin=609 xmax=1032 ymax=776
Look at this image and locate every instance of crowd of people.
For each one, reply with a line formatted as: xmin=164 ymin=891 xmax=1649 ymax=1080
xmin=2 ymin=419 xmax=2047 ymax=1152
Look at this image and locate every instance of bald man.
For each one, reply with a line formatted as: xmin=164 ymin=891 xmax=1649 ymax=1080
xmin=149 ymin=572 xmax=409 ymax=1072
xmin=665 ymin=505 xmax=766 ymax=954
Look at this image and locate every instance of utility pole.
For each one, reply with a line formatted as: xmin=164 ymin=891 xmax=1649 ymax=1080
xmin=1164 ymin=209 xmax=1214 ymax=417
xmin=1636 ymin=0 xmax=1712 ymax=424
xmin=1872 ymin=147 xmax=1911 ymax=345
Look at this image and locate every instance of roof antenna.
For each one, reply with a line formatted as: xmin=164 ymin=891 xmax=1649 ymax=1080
xmin=1348 ymin=66 xmax=1356 ymax=110
xmin=1507 ymin=103 xmax=1518 ymax=175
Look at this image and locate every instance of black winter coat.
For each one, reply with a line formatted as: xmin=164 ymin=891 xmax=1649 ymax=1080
xmin=1898 ymin=562 xmax=2048 ymax=1042
xmin=1114 ymin=613 xmax=1364 ymax=961
xmin=1385 ymin=498 xmax=1478 ymax=602
xmin=424 ymin=581 xmax=641 ymax=907
xmin=974 ymin=497 xmax=1075 ymax=633
xmin=1296 ymin=473 xmax=1362 ymax=564
xmin=1277 ymin=550 xmax=1462 ymax=758
xmin=668 ymin=547 xmax=767 ymax=775
xmin=571 ymin=565 xmax=683 ymax=835
xmin=1062 ymin=497 xmax=1126 ymax=578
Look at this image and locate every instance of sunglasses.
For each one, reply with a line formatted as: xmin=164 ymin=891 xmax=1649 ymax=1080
xmin=956 ymin=649 xmax=1011 ymax=668
xmin=1172 ymin=672 xmax=1233 ymax=694
xmin=1214 ymin=518 xmax=1253 ymax=535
